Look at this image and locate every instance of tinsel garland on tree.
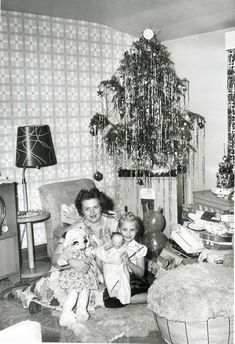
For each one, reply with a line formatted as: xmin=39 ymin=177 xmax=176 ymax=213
xmin=89 ymin=31 xmax=205 ymax=174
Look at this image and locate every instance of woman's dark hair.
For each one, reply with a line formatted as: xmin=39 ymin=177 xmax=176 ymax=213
xmin=75 ymin=188 xmax=101 ymax=216
xmin=75 ymin=188 xmax=114 ymax=216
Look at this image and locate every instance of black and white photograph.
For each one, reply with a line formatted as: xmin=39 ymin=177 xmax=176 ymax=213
xmin=0 ymin=0 xmax=234 ymax=343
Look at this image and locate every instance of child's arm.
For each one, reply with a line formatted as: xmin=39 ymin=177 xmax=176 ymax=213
xmin=121 ymin=252 xmax=145 ymax=278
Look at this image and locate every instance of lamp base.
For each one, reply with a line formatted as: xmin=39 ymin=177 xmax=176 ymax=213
xmin=21 ymin=261 xmax=51 ymax=279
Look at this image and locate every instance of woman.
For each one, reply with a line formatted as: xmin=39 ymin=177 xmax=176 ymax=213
xmin=23 ymin=188 xmax=118 ymax=314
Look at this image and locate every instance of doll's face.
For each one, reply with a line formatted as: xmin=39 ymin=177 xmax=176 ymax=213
xmin=112 ymin=234 xmax=124 ymax=248
xmin=71 ymin=236 xmax=88 ymax=250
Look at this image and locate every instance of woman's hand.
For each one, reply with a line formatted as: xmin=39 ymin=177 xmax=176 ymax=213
xmin=68 ymin=258 xmax=90 ymax=274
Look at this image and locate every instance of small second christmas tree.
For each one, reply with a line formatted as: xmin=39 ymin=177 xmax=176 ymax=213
xmin=216 ymin=156 xmax=234 ymax=190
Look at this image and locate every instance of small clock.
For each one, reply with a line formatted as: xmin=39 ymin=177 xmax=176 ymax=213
xmin=0 ymin=195 xmax=6 ymax=228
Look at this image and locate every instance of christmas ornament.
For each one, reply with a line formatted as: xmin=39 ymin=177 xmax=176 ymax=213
xmin=143 ymin=28 xmax=154 ymax=40
xmin=93 ymin=171 xmax=103 ymax=181
xmin=137 ymin=178 xmax=144 ymax=185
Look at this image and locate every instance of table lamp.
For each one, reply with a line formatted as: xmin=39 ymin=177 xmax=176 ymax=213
xmin=16 ymin=124 xmax=57 ymax=211
xmin=15 ymin=124 xmax=57 ymax=278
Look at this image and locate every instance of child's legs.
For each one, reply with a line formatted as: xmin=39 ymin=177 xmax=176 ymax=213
xmin=129 ymin=273 xmax=148 ymax=304
xmin=63 ymin=289 xmax=78 ymax=311
xmin=130 ymin=293 xmax=147 ymax=304
xmin=76 ymin=289 xmax=90 ymax=321
xmin=59 ymin=290 xmax=78 ymax=326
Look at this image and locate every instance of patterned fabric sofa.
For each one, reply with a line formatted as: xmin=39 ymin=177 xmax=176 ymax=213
xmin=39 ymin=178 xmax=95 ymax=257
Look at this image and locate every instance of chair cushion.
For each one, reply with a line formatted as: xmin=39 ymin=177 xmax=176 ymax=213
xmin=61 ymin=203 xmax=82 ymax=225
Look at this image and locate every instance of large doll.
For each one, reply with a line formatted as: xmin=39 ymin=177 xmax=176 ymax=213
xmin=96 ymin=232 xmax=131 ymax=305
xmin=57 ymin=225 xmax=103 ymax=326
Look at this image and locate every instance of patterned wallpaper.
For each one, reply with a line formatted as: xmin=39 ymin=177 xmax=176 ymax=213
xmin=0 ymin=10 xmax=134 ymax=247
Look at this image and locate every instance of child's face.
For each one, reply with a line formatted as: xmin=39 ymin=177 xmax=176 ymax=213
xmin=120 ymin=221 xmax=137 ymax=243
xmin=112 ymin=234 xmax=124 ymax=248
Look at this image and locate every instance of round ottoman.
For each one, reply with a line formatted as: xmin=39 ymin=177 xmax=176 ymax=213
xmin=147 ymin=263 xmax=233 ymax=344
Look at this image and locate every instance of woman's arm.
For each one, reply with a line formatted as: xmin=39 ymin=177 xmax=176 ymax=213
xmin=51 ymin=239 xmax=90 ymax=273
xmin=67 ymin=258 xmax=90 ymax=273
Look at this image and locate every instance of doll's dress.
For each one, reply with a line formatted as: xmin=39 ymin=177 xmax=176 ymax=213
xmin=58 ymin=250 xmax=99 ymax=293
xmin=96 ymin=246 xmax=131 ymax=305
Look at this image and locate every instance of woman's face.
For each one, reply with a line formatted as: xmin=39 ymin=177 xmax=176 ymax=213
xmin=81 ymin=198 xmax=102 ymax=224
xmin=120 ymin=221 xmax=137 ymax=243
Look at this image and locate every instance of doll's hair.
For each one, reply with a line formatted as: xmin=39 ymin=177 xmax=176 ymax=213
xmin=111 ymin=231 xmax=124 ymax=240
xmin=118 ymin=212 xmax=139 ymax=231
xmin=64 ymin=227 xmax=89 ymax=247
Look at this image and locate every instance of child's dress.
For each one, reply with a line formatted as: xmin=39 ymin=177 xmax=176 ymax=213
xmin=123 ymin=240 xmax=148 ymax=296
xmin=96 ymin=246 xmax=130 ymax=305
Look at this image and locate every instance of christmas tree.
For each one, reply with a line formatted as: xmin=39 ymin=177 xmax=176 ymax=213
xmin=89 ymin=30 xmax=205 ymax=174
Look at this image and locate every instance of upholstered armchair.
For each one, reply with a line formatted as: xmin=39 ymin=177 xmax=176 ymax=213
xmin=39 ymin=178 xmax=95 ymax=257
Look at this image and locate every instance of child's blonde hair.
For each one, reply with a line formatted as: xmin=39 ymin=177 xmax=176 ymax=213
xmin=118 ymin=211 xmax=139 ymax=231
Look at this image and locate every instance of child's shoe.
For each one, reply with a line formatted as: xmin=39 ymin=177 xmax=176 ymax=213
xmin=59 ymin=310 xmax=77 ymax=327
xmin=76 ymin=309 xmax=89 ymax=322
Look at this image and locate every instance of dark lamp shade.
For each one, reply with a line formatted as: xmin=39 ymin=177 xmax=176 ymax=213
xmin=16 ymin=125 xmax=57 ymax=168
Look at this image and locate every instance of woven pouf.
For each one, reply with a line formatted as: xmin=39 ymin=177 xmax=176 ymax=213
xmin=147 ymin=263 xmax=234 ymax=344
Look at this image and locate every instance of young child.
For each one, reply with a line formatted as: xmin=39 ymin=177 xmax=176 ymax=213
xmin=96 ymin=232 xmax=131 ymax=305
xmin=103 ymin=212 xmax=148 ymax=308
xmin=57 ymin=225 xmax=103 ymax=326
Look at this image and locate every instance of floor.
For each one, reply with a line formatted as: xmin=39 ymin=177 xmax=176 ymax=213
xmin=0 ymin=277 xmax=166 ymax=343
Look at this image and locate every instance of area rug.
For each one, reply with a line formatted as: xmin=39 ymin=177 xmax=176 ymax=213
xmin=0 ymin=298 xmax=165 ymax=343
xmin=56 ymin=303 xmax=159 ymax=343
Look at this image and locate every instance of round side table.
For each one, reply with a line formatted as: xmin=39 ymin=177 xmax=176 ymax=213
xmin=17 ymin=210 xmax=51 ymax=278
